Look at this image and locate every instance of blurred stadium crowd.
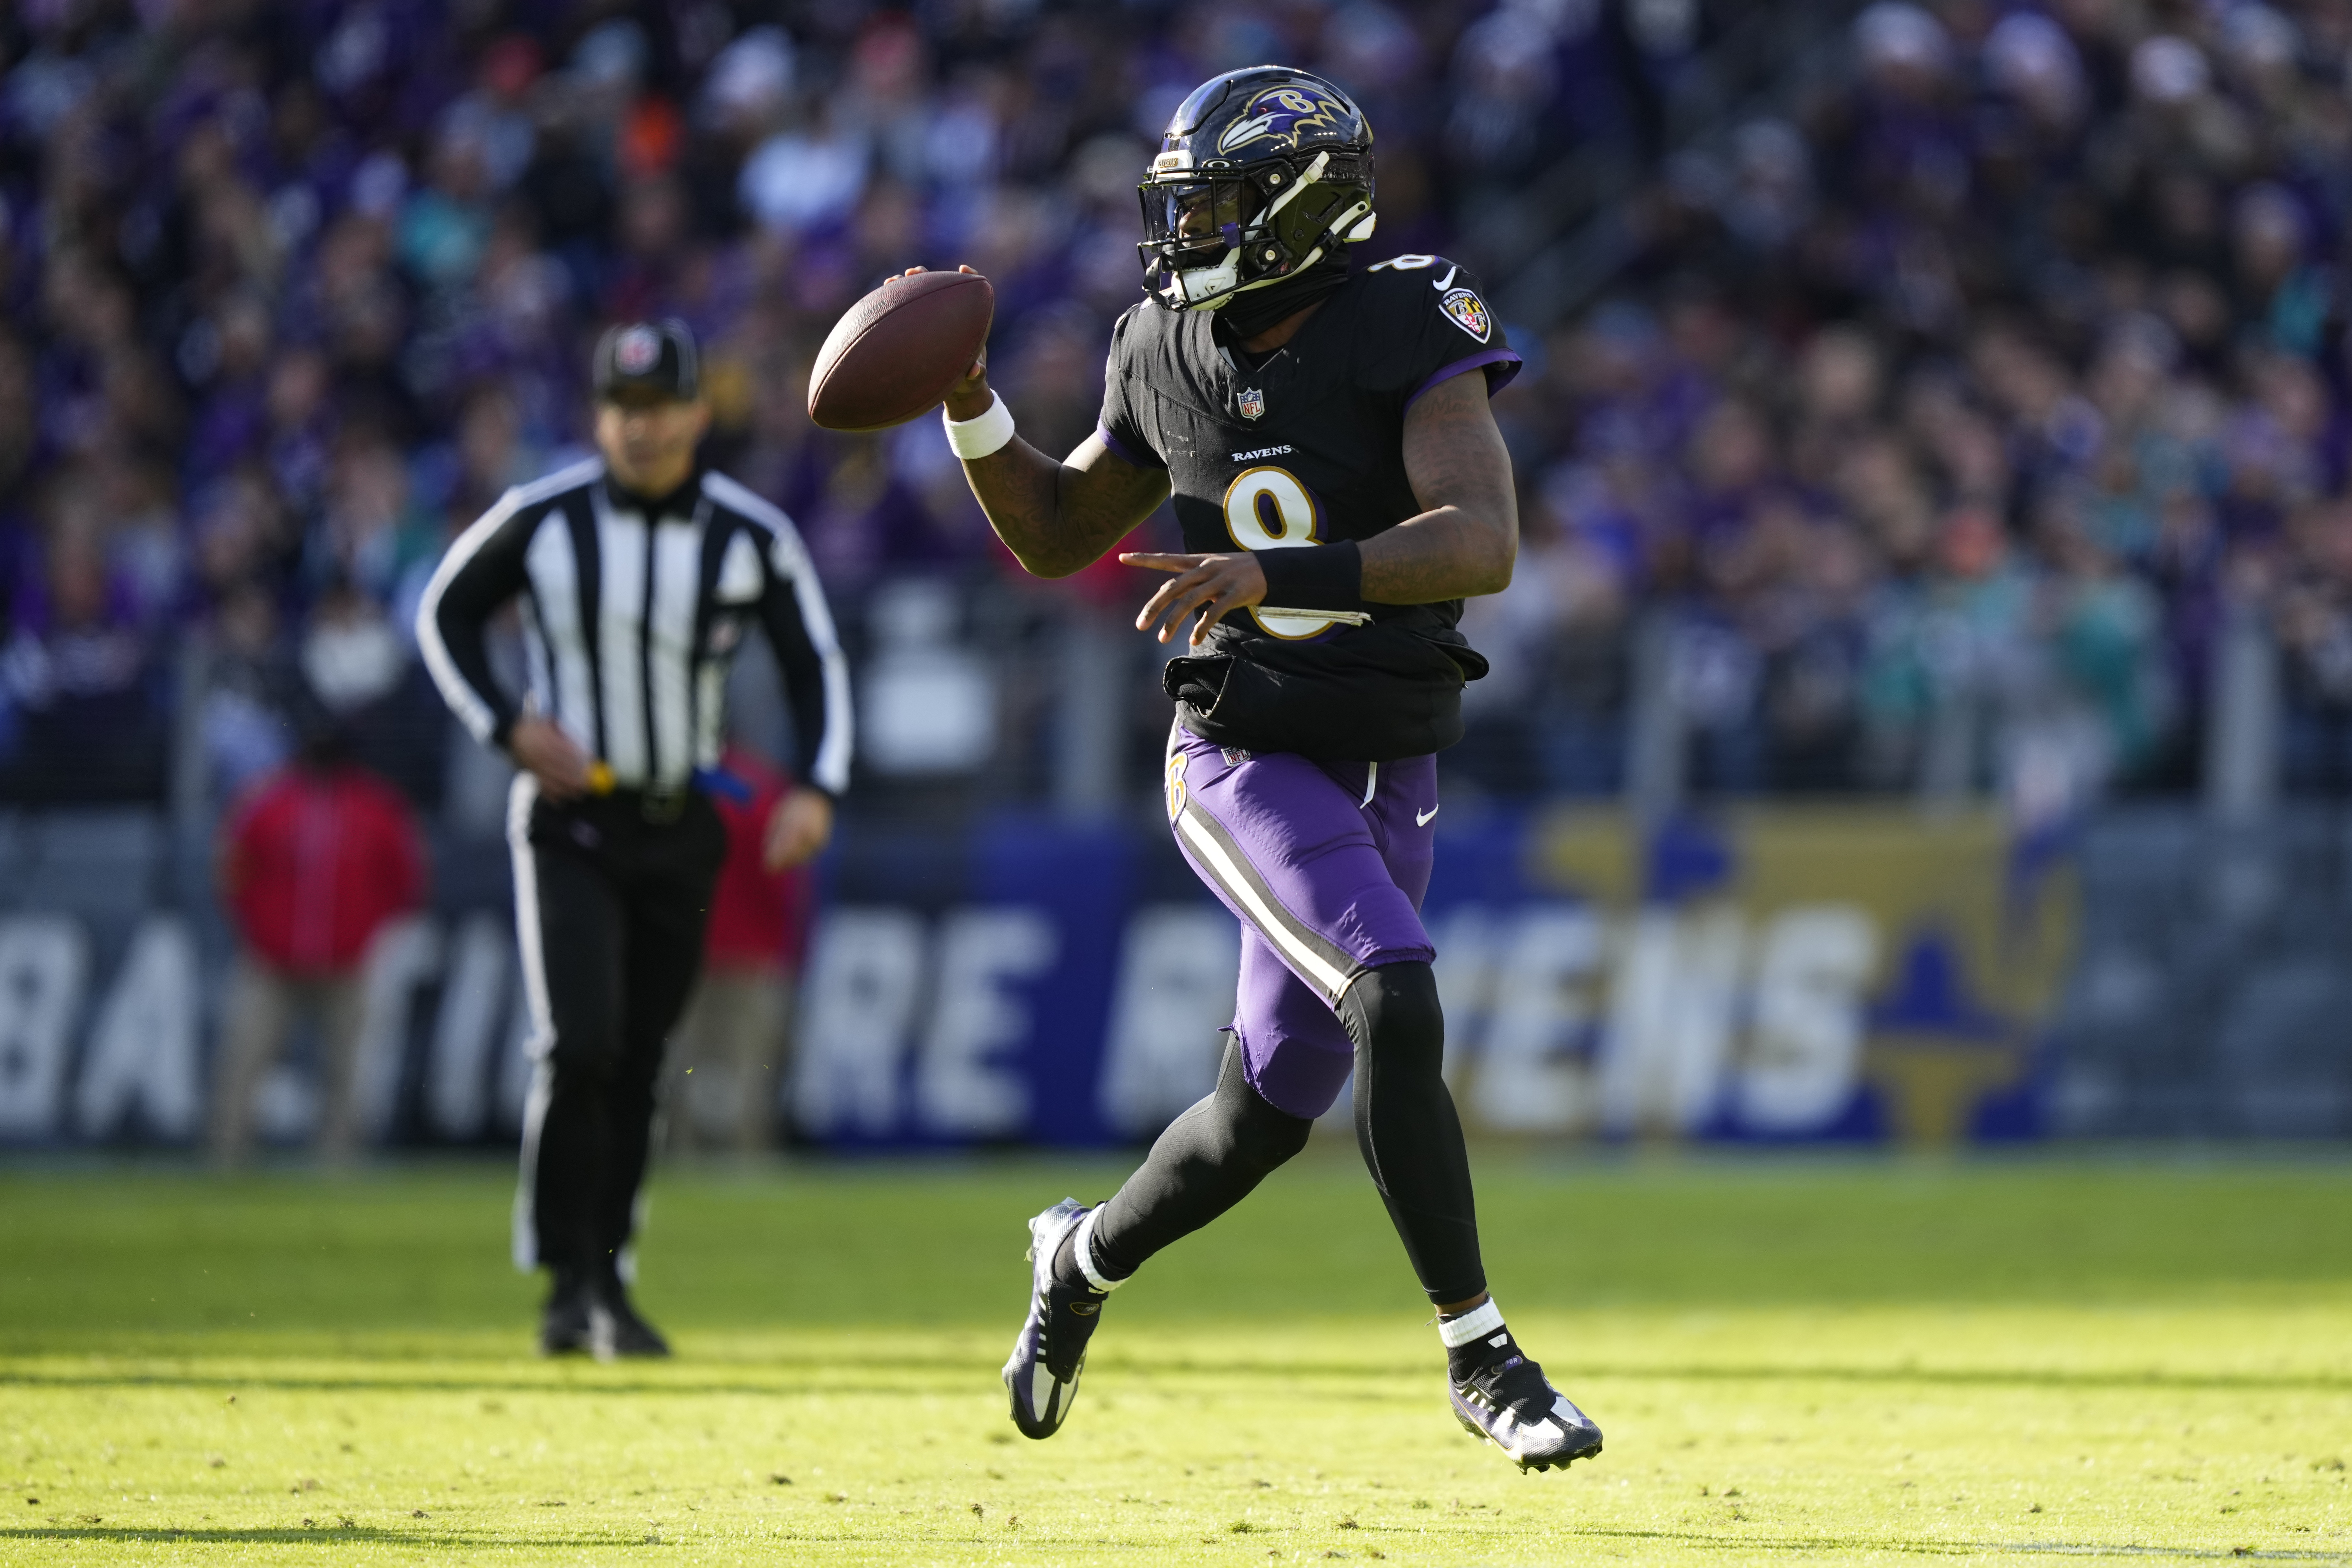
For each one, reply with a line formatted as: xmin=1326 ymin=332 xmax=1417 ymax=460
xmin=3 ymin=0 xmax=2351 ymax=820
xmin=1472 ymin=0 xmax=2352 ymax=813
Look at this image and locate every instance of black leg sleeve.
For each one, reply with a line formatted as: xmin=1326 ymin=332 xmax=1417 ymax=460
xmin=1341 ymin=960 xmax=1487 ymax=1306
xmin=1086 ymin=1038 xmax=1314 ymax=1281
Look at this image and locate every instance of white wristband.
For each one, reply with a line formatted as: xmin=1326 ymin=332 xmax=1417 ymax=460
xmin=943 ymin=390 xmax=1016 ymax=460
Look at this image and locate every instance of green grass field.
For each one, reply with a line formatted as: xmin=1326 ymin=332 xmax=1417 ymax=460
xmin=2 ymin=1151 xmax=2348 ymax=1565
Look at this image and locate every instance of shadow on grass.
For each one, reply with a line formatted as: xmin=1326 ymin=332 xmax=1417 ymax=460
xmin=0 ymin=1364 xmax=990 ymax=1399
xmin=4 ymin=1521 xmax=2341 ymax=1564
xmin=1563 ymin=1526 xmax=2350 ymax=1561
xmin=4 ymin=1358 xmax=2350 ymax=1399
xmin=1129 ymin=1359 xmax=2352 ymax=1397
xmin=0 ymin=1524 xmax=621 ymax=1548
xmin=1599 ymin=1362 xmax=2352 ymax=1396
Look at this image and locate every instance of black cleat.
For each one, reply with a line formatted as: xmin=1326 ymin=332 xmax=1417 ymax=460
xmin=1450 ymin=1352 xmax=1604 ymax=1473
xmin=591 ymin=1278 xmax=671 ymax=1360
xmin=1002 ymin=1198 xmax=1106 ymax=1438
xmin=540 ymin=1267 xmax=595 ymax=1356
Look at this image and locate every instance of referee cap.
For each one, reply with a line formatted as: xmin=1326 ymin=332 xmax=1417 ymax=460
xmin=594 ymin=318 xmax=700 ymax=401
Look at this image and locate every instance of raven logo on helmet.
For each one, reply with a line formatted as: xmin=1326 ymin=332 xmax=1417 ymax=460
xmin=1216 ymin=85 xmax=1352 ymax=154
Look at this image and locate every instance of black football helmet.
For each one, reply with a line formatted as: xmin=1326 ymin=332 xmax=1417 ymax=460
xmin=1138 ymin=66 xmax=1377 ymax=312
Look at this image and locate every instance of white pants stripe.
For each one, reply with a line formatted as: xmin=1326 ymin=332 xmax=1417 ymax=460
xmin=506 ymin=773 xmax=555 ymax=1272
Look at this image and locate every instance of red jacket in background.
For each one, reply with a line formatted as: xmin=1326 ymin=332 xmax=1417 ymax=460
xmin=703 ymin=746 xmax=815 ymax=974
xmin=222 ymin=764 xmax=426 ymax=973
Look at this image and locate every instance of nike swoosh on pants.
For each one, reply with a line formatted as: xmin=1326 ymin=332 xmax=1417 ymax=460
xmin=1417 ymin=805 xmax=1440 ymax=826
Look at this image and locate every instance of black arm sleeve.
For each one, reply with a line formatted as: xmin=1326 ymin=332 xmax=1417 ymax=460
xmin=416 ymin=494 xmax=539 ymax=748
xmin=753 ymin=522 xmax=853 ymax=797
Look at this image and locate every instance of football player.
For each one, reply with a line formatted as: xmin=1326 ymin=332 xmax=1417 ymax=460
xmin=924 ymin=66 xmax=1601 ymax=1472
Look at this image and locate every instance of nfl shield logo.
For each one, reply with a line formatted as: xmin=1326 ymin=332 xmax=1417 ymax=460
xmin=1238 ymin=387 xmax=1266 ymax=420
xmin=615 ymin=326 xmax=663 ymax=374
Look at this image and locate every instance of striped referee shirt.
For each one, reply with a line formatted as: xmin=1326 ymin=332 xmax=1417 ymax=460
xmin=417 ymin=457 xmax=852 ymax=797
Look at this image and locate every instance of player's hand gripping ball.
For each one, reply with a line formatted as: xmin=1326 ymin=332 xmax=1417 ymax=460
xmin=806 ymin=267 xmax=994 ymax=432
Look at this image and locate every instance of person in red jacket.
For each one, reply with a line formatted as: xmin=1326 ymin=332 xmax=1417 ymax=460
xmin=662 ymin=744 xmax=815 ymax=1153
xmin=209 ymin=727 xmax=426 ymax=1165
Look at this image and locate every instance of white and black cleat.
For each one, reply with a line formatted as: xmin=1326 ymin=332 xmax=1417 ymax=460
xmin=1449 ymin=1353 xmax=1604 ymax=1473
xmin=1001 ymin=1197 xmax=1103 ymax=1440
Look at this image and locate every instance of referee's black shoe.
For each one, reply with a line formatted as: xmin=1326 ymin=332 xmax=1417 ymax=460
xmin=540 ymin=1264 xmax=671 ymax=1358
xmin=540 ymin=1267 xmax=596 ymax=1356
xmin=591 ymin=1276 xmax=671 ymax=1361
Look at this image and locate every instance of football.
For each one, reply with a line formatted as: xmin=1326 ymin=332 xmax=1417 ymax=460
xmin=806 ymin=269 xmax=995 ymax=432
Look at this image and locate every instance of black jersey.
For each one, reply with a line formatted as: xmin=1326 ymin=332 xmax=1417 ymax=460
xmin=1099 ymin=255 xmax=1519 ymax=762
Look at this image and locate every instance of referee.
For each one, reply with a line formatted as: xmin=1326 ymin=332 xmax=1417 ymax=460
xmin=418 ymin=320 xmax=851 ymax=1356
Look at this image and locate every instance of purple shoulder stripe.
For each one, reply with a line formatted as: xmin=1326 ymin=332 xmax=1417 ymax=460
xmin=1407 ymin=349 xmax=1523 ymax=408
xmin=1095 ymin=424 xmax=1164 ymax=470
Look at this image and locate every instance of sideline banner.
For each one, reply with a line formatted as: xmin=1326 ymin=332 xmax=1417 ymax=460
xmin=1477 ymin=805 xmax=2075 ymax=1145
xmin=0 ymin=806 xmax=2074 ymax=1150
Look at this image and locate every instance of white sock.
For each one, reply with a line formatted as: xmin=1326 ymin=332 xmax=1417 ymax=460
xmin=1437 ymin=1298 xmax=1505 ymax=1348
xmin=1073 ymin=1206 xmax=1125 ymax=1293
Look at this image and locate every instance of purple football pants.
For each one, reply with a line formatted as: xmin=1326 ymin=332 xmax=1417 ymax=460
xmin=1163 ymin=723 xmax=1439 ymax=1119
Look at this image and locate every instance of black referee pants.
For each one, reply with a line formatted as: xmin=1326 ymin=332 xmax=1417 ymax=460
xmin=510 ymin=782 xmax=725 ymax=1278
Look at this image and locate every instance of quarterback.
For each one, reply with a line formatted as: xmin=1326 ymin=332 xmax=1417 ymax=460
xmin=927 ymin=65 xmax=1601 ymax=1471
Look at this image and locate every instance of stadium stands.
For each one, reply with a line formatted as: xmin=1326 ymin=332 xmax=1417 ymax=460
xmin=6 ymin=0 xmax=2343 ymax=824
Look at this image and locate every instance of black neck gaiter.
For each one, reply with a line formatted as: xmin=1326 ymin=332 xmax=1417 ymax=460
xmin=1212 ymin=254 xmax=1351 ymax=345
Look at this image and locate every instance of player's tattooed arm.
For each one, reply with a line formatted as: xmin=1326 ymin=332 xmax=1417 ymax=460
xmin=918 ymin=267 xmax=1171 ymax=577
xmin=956 ymin=414 xmax=1171 ymax=578
xmin=1367 ymin=369 xmax=1519 ymax=602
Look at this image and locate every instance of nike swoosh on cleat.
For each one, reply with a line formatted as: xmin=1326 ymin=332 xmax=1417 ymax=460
xmin=1432 ymin=265 xmax=1459 ymax=291
xmin=1417 ymin=805 xmax=1440 ymax=826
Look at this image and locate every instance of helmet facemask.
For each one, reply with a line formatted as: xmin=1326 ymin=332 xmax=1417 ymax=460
xmin=1138 ymin=148 xmax=1376 ymax=312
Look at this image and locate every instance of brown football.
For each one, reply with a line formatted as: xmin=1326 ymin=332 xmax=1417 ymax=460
xmin=806 ymin=269 xmax=995 ymax=432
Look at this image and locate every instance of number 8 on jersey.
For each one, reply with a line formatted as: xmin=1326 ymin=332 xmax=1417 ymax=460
xmin=1224 ymin=465 xmax=1338 ymax=639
